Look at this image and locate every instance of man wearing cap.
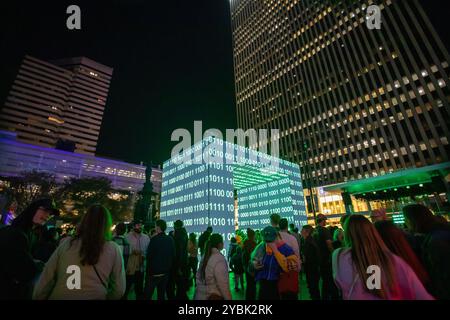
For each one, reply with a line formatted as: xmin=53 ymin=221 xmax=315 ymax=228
xmin=313 ymin=213 xmax=338 ymax=300
xmin=0 ymin=198 xmax=59 ymax=299
xmin=370 ymin=208 xmax=387 ymax=223
xmin=125 ymin=220 xmax=150 ymax=300
xmin=254 ymin=226 xmax=299 ymax=300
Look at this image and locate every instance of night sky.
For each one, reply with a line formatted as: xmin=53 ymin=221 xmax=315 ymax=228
xmin=0 ymin=1 xmax=448 ymax=166
xmin=0 ymin=0 xmax=237 ymax=166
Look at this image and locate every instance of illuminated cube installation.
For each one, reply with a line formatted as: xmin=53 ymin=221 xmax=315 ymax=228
xmin=160 ymin=137 xmax=307 ymax=255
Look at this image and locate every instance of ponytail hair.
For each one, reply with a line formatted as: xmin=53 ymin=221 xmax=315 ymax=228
xmin=199 ymin=233 xmax=223 ymax=281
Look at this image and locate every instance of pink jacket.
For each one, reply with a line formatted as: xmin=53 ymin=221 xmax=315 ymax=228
xmin=332 ymin=248 xmax=434 ymax=300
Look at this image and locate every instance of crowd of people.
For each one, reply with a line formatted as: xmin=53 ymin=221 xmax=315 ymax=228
xmin=0 ymin=198 xmax=449 ymax=300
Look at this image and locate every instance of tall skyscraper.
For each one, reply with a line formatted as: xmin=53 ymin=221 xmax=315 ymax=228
xmin=0 ymin=55 xmax=113 ymax=154
xmin=230 ymin=0 xmax=450 ymax=217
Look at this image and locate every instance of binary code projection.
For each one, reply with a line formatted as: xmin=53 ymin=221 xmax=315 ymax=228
xmin=160 ymin=137 xmax=307 ymax=254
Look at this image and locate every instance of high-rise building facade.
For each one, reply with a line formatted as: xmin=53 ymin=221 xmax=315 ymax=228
xmin=0 ymin=55 xmax=113 ymax=154
xmin=230 ymin=0 xmax=450 ymax=218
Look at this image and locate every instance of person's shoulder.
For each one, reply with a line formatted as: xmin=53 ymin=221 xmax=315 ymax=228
xmin=332 ymin=247 xmax=350 ymax=260
xmin=105 ymin=240 xmax=122 ymax=252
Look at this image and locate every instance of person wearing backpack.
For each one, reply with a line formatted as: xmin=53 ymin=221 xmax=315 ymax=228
xmin=253 ymin=226 xmax=299 ymax=300
xmin=33 ymin=205 xmax=125 ymax=300
xmin=333 ymin=214 xmax=433 ymax=300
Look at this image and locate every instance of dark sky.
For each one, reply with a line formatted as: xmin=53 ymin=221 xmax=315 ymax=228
xmin=0 ymin=1 xmax=448 ymax=166
xmin=0 ymin=0 xmax=237 ymax=166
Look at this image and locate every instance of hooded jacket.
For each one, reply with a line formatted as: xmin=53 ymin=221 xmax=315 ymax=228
xmin=0 ymin=202 xmax=41 ymax=299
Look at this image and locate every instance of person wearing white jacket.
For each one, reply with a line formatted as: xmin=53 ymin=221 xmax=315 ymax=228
xmin=195 ymin=234 xmax=232 ymax=300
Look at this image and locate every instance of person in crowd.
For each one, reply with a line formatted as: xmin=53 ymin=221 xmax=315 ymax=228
xmin=255 ymin=230 xmax=263 ymax=244
xmin=279 ymin=218 xmax=301 ymax=270
xmin=33 ymin=227 xmax=59 ymax=263
xmin=332 ymin=228 xmax=344 ymax=250
xmin=124 ymin=220 xmax=150 ymax=300
xmin=301 ymin=225 xmax=321 ymax=300
xmin=227 ymin=237 xmax=239 ymax=263
xmin=333 ymin=214 xmax=433 ymax=300
xmin=172 ymin=220 xmax=189 ymax=300
xmin=112 ymin=222 xmax=130 ymax=269
xmin=187 ymin=232 xmax=198 ymax=287
xmin=230 ymin=243 xmax=244 ymax=292
xmin=289 ymin=223 xmax=302 ymax=252
xmin=144 ymin=219 xmax=175 ymax=300
xmin=0 ymin=198 xmax=59 ymax=299
xmin=270 ymin=213 xmax=281 ymax=230
xmin=374 ymin=220 xmax=430 ymax=289
xmin=33 ymin=205 xmax=125 ymax=300
xmin=242 ymin=228 xmax=257 ymax=300
xmin=313 ymin=214 xmax=339 ymax=300
xmin=403 ymin=204 xmax=450 ymax=300
xmin=370 ymin=208 xmax=388 ymax=223
xmin=195 ymin=233 xmax=232 ymax=300
xmin=253 ymin=226 xmax=299 ymax=300
xmin=198 ymin=226 xmax=212 ymax=257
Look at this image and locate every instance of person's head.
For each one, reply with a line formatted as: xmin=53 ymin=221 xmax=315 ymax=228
xmin=115 ymin=222 xmax=126 ymax=236
xmin=12 ymin=198 xmax=59 ymax=231
xmin=279 ymin=218 xmax=289 ymax=231
xmin=315 ymin=214 xmax=327 ymax=227
xmin=155 ymin=219 xmax=167 ymax=234
xmin=247 ymin=228 xmax=255 ymax=241
xmin=132 ymin=220 xmax=143 ymax=234
xmin=289 ymin=223 xmax=295 ymax=232
xmin=262 ymin=226 xmax=280 ymax=243
xmin=174 ymin=220 xmax=184 ymax=230
xmin=344 ymin=215 xmax=397 ymax=299
xmin=230 ymin=237 xmax=237 ymax=244
xmin=189 ymin=232 xmax=197 ymax=243
xmin=333 ymin=228 xmax=344 ymax=243
xmin=294 ymin=227 xmax=299 ymax=233
xmin=370 ymin=208 xmax=387 ymax=223
xmin=403 ymin=204 xmax=439 ymax=234
xmin=74 ymin=204 xmax=112 ymax=266
xmin=206 ymin=226 xmax=213 ymax=233
xmin=270 ymin=214 xmax=281 ymax=227
xmin=340 ymin=215 xmax=350 ymax=230
xmin=200 ymin=233 xmax=224 ymax=280
xmin=301 ymin=225 xmax=314 ymax=239
xmin=374 ymin=220 xmax=430 ymax=286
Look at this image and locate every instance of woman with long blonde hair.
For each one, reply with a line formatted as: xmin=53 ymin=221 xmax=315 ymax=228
xmin=332 ymin=215 xmax=433 ymax=300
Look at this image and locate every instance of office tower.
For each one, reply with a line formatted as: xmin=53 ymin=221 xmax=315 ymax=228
xmin=0 ymin=55 xmax=113 ymax=154
xmin=230 ymin=0 xmax=450 ymax=216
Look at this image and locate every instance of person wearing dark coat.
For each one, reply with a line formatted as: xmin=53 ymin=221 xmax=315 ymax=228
xmin=172 ymin=220 xmax=189 ymax=300
xmin=403 ymin=204 xmax=450 ymax=300
xmin=144 ymin=219 xmax=175 ymax=300
xmin=0 ymin=198 xmax=59 ymax=299
xmin=33 ymin=227 xmax=59 ymax=263
xmin=198 ymin=226 xmax=212 ymax=256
